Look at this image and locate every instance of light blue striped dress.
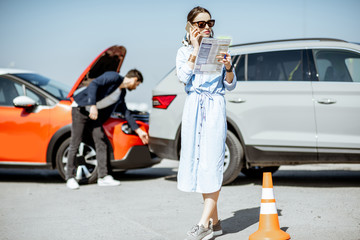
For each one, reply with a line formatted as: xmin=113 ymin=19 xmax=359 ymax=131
xmin=176 ymin=45 xmax=237 ymax=193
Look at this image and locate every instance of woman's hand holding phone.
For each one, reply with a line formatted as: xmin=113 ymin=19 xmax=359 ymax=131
xmin=185 ymin=21 xmax=202 ymax=69
xmin=187 ymin=23 xmax=202 ymax=49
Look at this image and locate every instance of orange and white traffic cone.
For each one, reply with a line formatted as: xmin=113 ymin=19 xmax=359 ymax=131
xmin=249 ymin=172 xmax=290 ymax=240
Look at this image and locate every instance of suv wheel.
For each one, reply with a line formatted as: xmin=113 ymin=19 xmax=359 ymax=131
xmin=223 ymin=131 xmax=244 ymax=185
xmin=56 ymin=138 xmax=98 ymax=183
xmin=241 ymin=166 xmax=280 ymax=178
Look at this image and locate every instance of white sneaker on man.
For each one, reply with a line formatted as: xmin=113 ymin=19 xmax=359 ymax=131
xmin=66 ymin=178 xmax=80 ymax=190
xmin=97 ymin=175 xmax=121 ymax=186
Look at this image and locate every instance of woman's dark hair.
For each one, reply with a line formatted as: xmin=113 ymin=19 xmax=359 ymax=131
xmin=187 ymin=6 xmax=212 ymax=23
xmin=126 ymin=69 xmax=143 ymax=83
xmin=183 ymin=6 xmax=214 ymax=45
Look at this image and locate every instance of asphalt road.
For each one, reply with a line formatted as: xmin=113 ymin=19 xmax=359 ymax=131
xmin=1 ymin=160 xmax=360 ymax=240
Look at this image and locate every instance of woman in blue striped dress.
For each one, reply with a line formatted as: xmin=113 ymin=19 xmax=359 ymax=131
xmin=176 ymin=6 xmax=237 ymax=240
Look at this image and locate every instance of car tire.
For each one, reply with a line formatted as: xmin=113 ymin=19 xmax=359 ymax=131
xmin=241 ymin=166 xmax=280 ymax=178
xmin=222 ymin=131 xmax=244 ymax=185
xmin=55 ymin=138 xmax=98 ymax=184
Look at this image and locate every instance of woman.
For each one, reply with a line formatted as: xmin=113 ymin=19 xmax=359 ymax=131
xmin=176 ymin=6 xmax=236 ymax=240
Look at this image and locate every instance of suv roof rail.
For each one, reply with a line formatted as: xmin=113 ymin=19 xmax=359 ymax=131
xmin=231 ymin=38 xmax=348 ymax=47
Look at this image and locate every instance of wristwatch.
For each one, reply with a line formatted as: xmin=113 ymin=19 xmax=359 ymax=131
xmin=226 ymin=65 xmax=233 ymax=72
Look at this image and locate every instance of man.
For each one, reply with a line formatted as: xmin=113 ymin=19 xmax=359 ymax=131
xmin=66 ymin=69 xmax=148 ymax=190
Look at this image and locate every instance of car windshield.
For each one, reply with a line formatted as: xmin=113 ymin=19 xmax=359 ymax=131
xmin=14 ymin=73 xmax=71 ymax=100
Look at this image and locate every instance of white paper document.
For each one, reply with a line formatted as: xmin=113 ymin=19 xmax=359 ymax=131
xmin=194 ymin=38 xmax=231 ymax=75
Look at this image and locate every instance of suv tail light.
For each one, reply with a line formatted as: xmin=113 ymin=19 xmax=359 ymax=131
xmin=152 ymin=95 xmax=176 ymax=109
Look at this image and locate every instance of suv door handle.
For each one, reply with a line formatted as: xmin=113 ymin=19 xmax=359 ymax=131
xmin=229 ymin=98 xmax=246 ymax=103
xmin=317 ymin=98 xmax=337 ymax=104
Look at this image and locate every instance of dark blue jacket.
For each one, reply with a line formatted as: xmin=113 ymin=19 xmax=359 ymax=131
xmin=73 ymin=71 xmax=139 ymax=130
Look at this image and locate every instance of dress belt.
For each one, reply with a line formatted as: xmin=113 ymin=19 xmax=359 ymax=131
xmin=193 ymin=89 xmax=219 ymax=122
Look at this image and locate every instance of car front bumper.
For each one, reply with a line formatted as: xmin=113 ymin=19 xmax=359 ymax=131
xmin=110 ymin=145 xmax=161 ymax=170
xmin=148 ymin=137 xmax=179 ymax=160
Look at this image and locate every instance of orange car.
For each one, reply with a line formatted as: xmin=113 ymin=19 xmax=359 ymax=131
xmin=0 ymin=45 xmax=160 ymax=183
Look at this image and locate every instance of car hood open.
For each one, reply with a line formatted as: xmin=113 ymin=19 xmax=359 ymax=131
xmin=67 ymin=45 xmax=126 ymax=98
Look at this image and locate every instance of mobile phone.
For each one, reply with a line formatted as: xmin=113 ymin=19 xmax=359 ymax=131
xmin=185 ymin=21 xmax=193 ymax=33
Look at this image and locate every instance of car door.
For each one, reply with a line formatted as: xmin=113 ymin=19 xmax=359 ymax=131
xmin=311 ymin=49 xmax=360 ymax=162
xmin=0 ymin=76 xmax=51 ymax=164
xmin=226 ymin=49 xmax=317 ymax=164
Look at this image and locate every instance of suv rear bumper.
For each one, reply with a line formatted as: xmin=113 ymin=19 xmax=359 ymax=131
xmin=149 ymin=137 xmax=179 ymax=160
xmin=110 ymin=145 xmax=161 ymax=170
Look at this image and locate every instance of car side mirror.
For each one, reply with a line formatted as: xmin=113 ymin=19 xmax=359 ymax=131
xmin=13 ymin=96 xmax=37 ymax=108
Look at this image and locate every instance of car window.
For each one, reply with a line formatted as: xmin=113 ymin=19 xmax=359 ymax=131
xmin=247 ymin=50 xmax=306 ymax=81
xmin=0 ymin=77 xmax=22 ymax=106
xmin=25 ymin=87 xmax=47 ymax=105
xmin=14 ymin=73 xmax=70 ymax=100
xmin=233 ymin=55 xmax=245 ymax=81
xmin=313 ymin=49 xmax=360 ymax=82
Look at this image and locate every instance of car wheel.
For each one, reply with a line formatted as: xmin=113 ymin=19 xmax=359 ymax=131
xmin=56 ymin=138 xmax=98 ymax=184
xmin=222 ymin=131 xmax=244 ymax=185
xmin=241 ymin=166 xmax=280 ymax=178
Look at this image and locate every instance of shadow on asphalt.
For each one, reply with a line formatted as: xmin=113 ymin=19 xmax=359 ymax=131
xmin=1 ymin=166 xmax=359 ymax=188
xmin=163 ymin=169 xmax=360 ymax=188
xmin=221 ymin=207 xmax=260 ymax=236
xmin=227 ymin=169 xmax=360 ymax=188
xmin=113 ymin=166 xmax=177 ymax=181
xmin=0 ymin=166 xmax=177 ymax=184
xmin=218 ymin=207 xmax=289 ymax=237
xmin=0 ymin=169 xmax=63 ymax=183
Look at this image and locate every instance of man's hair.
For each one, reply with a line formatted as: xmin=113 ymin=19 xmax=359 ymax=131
xmin=125 ymin=69 xmax=143 ymax=83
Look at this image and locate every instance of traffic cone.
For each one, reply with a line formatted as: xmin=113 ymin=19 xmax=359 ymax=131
xmin=249 ymin=172 xmax=290 ymax=240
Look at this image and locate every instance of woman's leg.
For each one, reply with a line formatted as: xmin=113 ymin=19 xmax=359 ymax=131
xmin=198 ymin=190 xmax=220 ymax=228
xmin=211 ymin=204 xmax=219 ymax=224
xmin=202 ymin=193 xmax=219 ymax=225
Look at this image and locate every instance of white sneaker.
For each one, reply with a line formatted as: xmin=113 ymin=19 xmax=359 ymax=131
xmin=97 ymin=175 xmax=121 ymax=186
xmin=66 ymin=178 xmax=80 ymax=190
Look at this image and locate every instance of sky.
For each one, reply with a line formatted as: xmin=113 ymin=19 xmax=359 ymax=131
xmin=1 ymin=0 xmax=359 ymax=109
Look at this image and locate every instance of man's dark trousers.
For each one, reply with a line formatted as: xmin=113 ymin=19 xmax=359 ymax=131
xmin=66 ymin=107 xmax=108 ymax=180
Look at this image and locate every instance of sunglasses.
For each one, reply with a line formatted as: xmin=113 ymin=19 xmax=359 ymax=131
xmin=192 ymin=19 xmax=215 ymax=28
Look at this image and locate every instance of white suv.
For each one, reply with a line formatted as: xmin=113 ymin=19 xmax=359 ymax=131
xmin=149 ymin=38 xmax=360 ymax=185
